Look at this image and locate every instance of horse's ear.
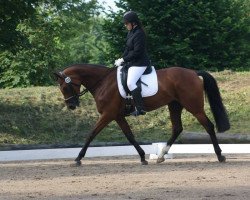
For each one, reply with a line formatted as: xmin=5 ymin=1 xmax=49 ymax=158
xmin=53 ymin=72 xmax=63 ymax=81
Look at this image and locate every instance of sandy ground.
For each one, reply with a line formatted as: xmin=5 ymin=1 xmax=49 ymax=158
xmin=0 ymin=154 xmax=249 ymax=200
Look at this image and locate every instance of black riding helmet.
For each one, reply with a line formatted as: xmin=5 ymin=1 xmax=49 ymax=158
xmin=123 ymin=11 xmax=139 ymax=24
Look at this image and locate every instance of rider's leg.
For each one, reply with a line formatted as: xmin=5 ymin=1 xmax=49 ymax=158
xmin=127 ymin=66 xmax=147 ymax=116
xmin=127 ymin=66 xmax=147 ymax=91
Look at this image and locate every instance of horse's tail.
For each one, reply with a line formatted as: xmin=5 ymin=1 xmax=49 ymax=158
xmin=197 ymin=71 xmax=230 ymax=133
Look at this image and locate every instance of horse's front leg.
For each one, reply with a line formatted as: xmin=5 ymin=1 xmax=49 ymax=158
xmin=72 ymin=114 xmax=112 ymax=166
xmin=116 ymin=116 xmax=148 ymax=165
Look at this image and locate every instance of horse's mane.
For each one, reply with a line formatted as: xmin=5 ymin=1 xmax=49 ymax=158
xmin=62 ymin=63 xmax=118 ymax=73
xmin=64 ymin=63 xmax=109 ymax=70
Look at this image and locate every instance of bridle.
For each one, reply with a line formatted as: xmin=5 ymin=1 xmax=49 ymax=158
xmin=59 ymin=72 xmax=88 ymax=103
xmin=59 ymin=67 xmax=116 ymax=103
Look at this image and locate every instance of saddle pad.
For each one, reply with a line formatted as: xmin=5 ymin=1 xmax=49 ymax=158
xmin=117 ymin=66 xmax=158 ymax=98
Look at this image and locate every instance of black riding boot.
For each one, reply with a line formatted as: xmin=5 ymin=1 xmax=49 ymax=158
xmin=130 ymin=87 xmax=146 ymax=116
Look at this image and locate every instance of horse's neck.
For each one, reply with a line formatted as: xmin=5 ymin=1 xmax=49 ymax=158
xmin=65 ymin=65 xmax=110 ymax=94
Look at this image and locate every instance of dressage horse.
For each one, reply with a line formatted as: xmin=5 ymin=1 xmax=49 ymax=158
xmin=54 ymin=64 xmax=230 ymax=166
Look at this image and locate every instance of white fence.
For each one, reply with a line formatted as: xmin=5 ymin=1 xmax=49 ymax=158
xmin=0 ymin=143 xmax=250 ymax=162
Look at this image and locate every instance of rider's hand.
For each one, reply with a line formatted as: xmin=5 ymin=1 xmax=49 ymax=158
xmin=114 ymin=58 xmax=124 ymax=67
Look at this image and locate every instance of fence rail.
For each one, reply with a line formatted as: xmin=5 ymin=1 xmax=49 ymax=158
xmin=0 ymin=144 xmax=250 ymax=162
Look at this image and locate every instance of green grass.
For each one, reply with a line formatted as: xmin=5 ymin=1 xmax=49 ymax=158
xmin=0 ymin=71 xmax=249 ymax=145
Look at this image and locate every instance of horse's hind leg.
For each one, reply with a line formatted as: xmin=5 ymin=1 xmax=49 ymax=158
xmin=157 ymin=101 xmax=183 ymax=163
xmin=116 ymin=116 xmax=148 ymax=165
xmin=193 ymin=112 xmax=226 ymax=162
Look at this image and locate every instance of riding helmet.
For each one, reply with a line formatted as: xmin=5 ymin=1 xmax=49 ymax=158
xmin=123 ymin=11 xmax=139 ymax=24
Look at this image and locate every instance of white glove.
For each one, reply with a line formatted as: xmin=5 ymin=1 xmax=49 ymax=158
xmin=114 ymin=58 xmax=124 ymax=67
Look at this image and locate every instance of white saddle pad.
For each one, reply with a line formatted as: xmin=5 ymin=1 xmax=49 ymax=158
xmin=117 ymin=66 xmax=158 ymax=99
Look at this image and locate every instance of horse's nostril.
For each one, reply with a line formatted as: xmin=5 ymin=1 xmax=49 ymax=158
xmin=68 ymin=105 xmax=76 ymax=110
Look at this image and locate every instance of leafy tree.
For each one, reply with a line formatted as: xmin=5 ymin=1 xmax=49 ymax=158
xmin=103 ymin=0 xmax=250 ymax=70
xmin=0 ymin=0 xmax=107 ymax=88
xmin=59 ymin=5 xmax=109 ymax=65
xmin=0 ymin=0 xmax=40 ymax=52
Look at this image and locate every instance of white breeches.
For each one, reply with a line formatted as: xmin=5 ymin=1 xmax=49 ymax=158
xmin=127 ymin=66 xmax=147 ymax=91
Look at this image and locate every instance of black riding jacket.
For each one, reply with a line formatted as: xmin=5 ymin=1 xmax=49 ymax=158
xmin=122 ymin=26 xmax=150 ymax=67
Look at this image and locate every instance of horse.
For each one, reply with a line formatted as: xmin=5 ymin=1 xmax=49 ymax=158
xmin=54 ymin=64 xmax=230 ymax=166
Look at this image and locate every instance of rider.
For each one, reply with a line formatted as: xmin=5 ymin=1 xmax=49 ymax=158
xmin=115 ymin=11 xmax=150 ymax=116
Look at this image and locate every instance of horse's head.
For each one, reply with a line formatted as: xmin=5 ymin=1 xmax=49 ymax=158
xmin=54 ymin=71 xmax=82 ymax=110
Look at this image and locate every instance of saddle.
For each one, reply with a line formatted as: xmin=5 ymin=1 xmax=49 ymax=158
xmin=120 ymin=64 xmax=152 ymax=96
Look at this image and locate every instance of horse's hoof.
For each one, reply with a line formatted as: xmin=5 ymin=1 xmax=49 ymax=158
xmin=70 ymin=160 xmax=82 ymax=167
xmin=218 ymin=155 xmax=226 ymax=163
xmin=156 ymin=157 xmax=165 ymax=164
xmin=141 ymin=160 xmax=148 ymax=165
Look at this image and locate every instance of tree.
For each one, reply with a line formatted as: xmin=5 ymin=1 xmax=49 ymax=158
xmin=0 ymin=0 xmax=107 ymax=88
xmin=0 ymin=0 xmax=40 ymax=52
xmin=103 ymin=0 xmax=250 ymax=70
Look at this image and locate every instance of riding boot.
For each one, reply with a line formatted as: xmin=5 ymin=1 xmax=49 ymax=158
xmin=130 ymin=87 xmax=146 ymax=116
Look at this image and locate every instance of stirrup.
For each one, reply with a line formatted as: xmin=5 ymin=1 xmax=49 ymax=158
xmin=131 ymin=109 xmax=146 ymax=116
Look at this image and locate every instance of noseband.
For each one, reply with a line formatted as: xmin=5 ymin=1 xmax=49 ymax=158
xmin=59 ymin=72 xmax=88 ymax=102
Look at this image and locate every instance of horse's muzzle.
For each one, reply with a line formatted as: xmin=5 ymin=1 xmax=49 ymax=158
xmin=68 ymin=104 xmax=77 ymax=110
xmin=66 ymin=97 xmax=79 ymax=110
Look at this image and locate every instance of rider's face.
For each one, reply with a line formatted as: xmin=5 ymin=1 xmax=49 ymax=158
xmin=125 ymin=22 xmax=132 ymax=31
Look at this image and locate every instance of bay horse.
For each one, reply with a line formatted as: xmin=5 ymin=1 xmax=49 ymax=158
xmin=54 ymin=64 xmax=230 ymax=166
